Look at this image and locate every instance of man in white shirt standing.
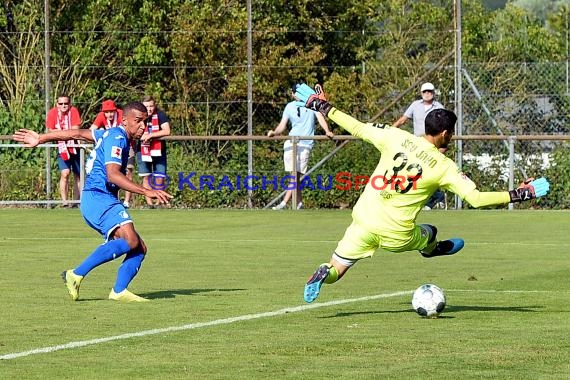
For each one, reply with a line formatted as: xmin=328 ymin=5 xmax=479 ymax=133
xmin=393 ymin=82 xmax=445 ymax=209
xmin=393 ymin=82 xmax=444 ymax=135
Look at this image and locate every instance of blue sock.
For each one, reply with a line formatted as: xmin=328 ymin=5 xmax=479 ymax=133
xmin=74 ymin=239 xmax=131 ymax=277
xmin=113 ymin=251 xmax=145 ymax=293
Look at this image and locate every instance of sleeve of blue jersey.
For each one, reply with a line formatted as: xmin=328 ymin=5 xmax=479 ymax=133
xmin=103 ymin=129 xmax=128 ymax=165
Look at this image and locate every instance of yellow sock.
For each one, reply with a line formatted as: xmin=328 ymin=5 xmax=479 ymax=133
xmin=324 ymin=264 xmax=339 ymax=284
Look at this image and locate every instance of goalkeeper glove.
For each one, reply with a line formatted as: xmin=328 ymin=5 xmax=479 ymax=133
xmin=508 ymin=177 xmax=550 ymax=203
xmin=294 ymin=84 xmax=333 ymax=116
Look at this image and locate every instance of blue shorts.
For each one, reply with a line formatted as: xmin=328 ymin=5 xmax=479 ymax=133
xmin=136 ymin=152 xmax=167 ymax=177
xmin=80 ymin=190 xmax=133 ymax=241
xmin=57 ymin=153 xmax=81 ymax=175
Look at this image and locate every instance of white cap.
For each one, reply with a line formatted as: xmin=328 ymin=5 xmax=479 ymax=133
xmin=421 ymin=82 xmax=435 ymax=92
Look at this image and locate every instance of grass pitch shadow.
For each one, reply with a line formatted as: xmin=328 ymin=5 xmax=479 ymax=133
xmin=140 ymin=288 xmax=246 ymax=299
xmin=444 ymin=304 xmax=543 ymax=313
xmin=321 ymin=304 xmax=542 ymax=319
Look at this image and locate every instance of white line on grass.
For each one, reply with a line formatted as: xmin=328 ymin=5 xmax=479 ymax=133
xmin=0 ymin=290 xmax=411 ymax=361
xmin=0 ymin=288 xmax=555 ymax=361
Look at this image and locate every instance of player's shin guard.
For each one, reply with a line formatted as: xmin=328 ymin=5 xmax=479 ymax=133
xmin=419 ymin=224 xmax=464 ymax=258
xmin=419 ymin=224 xmax=438 ymax=257
xmin=113 ymin=251 xmax=145 ymax=293
xmin=74 ymin=238 xmax=131 ymax=277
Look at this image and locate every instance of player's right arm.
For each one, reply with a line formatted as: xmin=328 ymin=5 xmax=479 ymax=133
xmin=463 ymin=182 xmax=549 ymax=207
xmin=12 ymin=128 xmax=94 ymax=147
xmin=106 ymin=163 xmax=172 ymax=204
xmin=441 ymin=164 xmax=550 ymax=206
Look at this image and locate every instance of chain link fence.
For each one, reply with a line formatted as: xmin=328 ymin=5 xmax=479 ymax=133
xmin=1 ymin=59 xmax=568 ymax=208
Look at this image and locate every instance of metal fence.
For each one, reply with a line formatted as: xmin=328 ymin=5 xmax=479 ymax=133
xmin=1 ymin=56 xmax=568 ymax=209
xmin=1 ymin=134 xmax=568 ymax=209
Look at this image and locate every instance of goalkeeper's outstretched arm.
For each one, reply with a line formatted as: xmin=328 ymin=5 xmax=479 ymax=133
xmin=463 ymin=178 xmax=550 ymax=207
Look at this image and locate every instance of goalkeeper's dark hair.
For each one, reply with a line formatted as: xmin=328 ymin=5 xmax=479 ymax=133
xmin=424 ymin=109 xmax=457 ymax=136
xmin=123 ymin=101 xmax=147 ymax=116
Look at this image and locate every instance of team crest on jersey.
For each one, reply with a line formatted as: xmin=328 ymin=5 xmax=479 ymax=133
xmin=111 ymin=146 xmax=122 ymax=158
xmin=120 ymin=211 xmax=129 ymax=219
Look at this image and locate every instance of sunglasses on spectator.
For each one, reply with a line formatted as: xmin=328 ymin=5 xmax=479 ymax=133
xmin=58 ymin=102 xmax=69 ymax=105
xmin=422 ymin=90 xmax=434 ymax=93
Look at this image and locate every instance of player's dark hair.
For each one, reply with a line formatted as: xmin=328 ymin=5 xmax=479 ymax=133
xmin=424 ymin=109 xmax=457 ymax=136
xmin=123 ymin=101 xmax=147 ymax=116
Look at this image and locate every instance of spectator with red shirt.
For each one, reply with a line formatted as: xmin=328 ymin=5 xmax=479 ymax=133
xmin=46 ymin=94 xmax=82 ymax=207
xmin=90 ymin=99 xmax=123 ymax=131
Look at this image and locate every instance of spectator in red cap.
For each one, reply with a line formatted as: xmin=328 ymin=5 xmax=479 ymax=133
xmin=90 ymin=100 xmax=135 ymax=208
xmin=90 ymin=100 xmax=123 ymax=131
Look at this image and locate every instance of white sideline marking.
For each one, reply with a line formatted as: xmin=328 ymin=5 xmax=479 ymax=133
xmin=0 ymin=288 xmax=556 ymax=361
xmin=0 ymin=290 xmax=410 ymax=361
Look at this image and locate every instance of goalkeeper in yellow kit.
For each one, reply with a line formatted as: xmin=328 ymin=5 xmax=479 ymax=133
xmin=293 ymin=84 xmax=551 ymax=303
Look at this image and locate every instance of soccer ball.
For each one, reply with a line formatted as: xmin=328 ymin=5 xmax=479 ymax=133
xmin=412 ymin=284 xmax=446 ymax=318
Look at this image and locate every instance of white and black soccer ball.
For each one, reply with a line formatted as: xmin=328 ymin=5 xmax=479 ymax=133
xmin=412 ymin=284 xmax=446 ymax=318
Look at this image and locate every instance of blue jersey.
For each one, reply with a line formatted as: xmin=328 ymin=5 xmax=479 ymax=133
xmin=84 ymin=127 xmax=131 ymax=198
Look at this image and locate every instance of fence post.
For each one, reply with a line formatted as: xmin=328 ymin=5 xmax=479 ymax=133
xmin=508 ymin=137 xmax=515 ymax=211
xmin=45 ymin=146 xmax=52 ymax=208
xmin=291 ymin=137 xmax=298 ymax=210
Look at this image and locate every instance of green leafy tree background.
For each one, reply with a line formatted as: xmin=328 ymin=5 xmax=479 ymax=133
xmin=0 ymin=0 xmax=567 ymax=208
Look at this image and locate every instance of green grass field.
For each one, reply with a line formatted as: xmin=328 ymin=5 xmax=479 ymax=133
xmin=1 ymin=209 xmax=569 ymax=379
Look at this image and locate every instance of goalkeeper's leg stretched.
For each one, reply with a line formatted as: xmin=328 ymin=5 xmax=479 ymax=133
xmin=304 ymin=222 xmax=464 ymax=303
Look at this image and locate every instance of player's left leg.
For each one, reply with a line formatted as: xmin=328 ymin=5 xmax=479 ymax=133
xmin=62 ymin=194 xmax=133 ymax=301
xmin=304 ymin=254 xmax=353 ymax=303
xmin=109 ymin=249 xmax=148 ymax=302
xmin=304 ymin=221 xmax=377 ymax=303
xmin=109 ymin=227 xmax=148 ymax=302
xmin=61 ymin=270 xmax=83 ymax=301
xmin=417 ymin=224 xmax=464 ymax=258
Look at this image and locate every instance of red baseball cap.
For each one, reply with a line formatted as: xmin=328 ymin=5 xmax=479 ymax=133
xmin=101 ymin=99 xmax=117 ymax=112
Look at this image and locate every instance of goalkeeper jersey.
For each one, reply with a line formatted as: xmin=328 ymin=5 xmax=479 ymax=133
xmin=328 ymin=108 xmax=507 ymax=236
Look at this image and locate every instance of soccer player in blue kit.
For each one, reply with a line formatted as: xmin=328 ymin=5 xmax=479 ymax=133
xmin=13 ymin=102 xmax=172 ymax=302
